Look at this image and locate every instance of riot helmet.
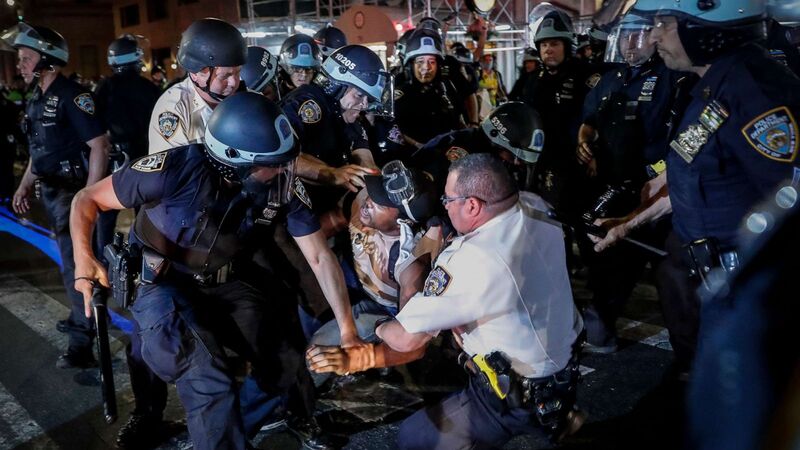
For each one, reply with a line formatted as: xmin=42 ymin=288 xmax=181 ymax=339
xmin=280 ymin=34 xmax=322 ymax=71
xmin=576 ymin=34 xmax=591 ymax=51
xmin=177 ymin=18 xmax=247 ymax=73
xmin=481 ymin=101 xmax=545 ymax=164
xmin=453 ymin=45 xmax=474 ymax=63
xmin=320 ymin=44 xmax=392 ymax=117
xmin=314 ymin=25 xmax=347 ymax=58
xmin=108 ymin=34 xmax=144 ymax=73
xmin=522 ymin=47 xmax=541 ymax=63
xmin=631 ymin=0 xmax=767 ymax=66
xmin=403 ymin=28 xmax=444 ymax=64
xmin=4 ymin=23 xmax=68 ymax=73
xmin=241 ymin=46 xmax=278 ymax=93
xmin=204 ymin=93 xmax=299 ymax=205
xmin=364 ymin=160 xmax=439 ymax=223
xmin=417 ymin=16 xmax=443 ymax=38
xmin=534 ymin=10 xmax=575 ymax=46
xmin=395 ymin=28 xmax=415 ymax=64
xmin=605 ymin=12 xmax=656 ymax=66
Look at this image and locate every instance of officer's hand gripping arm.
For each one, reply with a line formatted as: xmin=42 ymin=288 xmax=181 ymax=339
xmin=70 ymin=176 xmax=125 ymax=317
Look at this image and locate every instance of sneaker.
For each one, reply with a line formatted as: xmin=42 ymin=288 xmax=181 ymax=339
xmin=56 ymin=351 xmax=98 ymax=369
xmin=286 ymin=416 xmax=337 ymax=450
xmin=581 ymin=341 xmax=618 ymax=354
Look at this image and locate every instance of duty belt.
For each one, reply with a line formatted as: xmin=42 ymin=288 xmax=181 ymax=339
xmin=683 ymin=237 xmax=739 ymax=291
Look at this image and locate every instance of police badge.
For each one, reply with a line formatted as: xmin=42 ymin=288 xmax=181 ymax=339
xmin=158 ymin=112 xmax=180 ymax=139
xmin=423 ymin=266 xmax=451 ymax=296
xmin=445 ymin=146 xmax=469 ymax=162
xmin=74 ymin=93 xmax=95 ymax=115
xmin=131 ymin=151 xmax=168 ymax=172
xmin=299 ymin=100 xmax=322 ymax=124
xmin=742 ymin=106 xmax=798 ymax=163
xmin=670 ymin=124 xmax=710 ymax=164
xmin=294 ymin=178 xmax=313 ymax=209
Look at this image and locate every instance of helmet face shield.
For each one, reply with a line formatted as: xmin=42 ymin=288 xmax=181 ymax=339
xmin=605 ymin=15 xmax=655 ymax=66
xmin=242 ymin=159 xmax=296 ymax=206
xmin=364 ymin=71 xmax=394 ymax=119
xmin=4 ymin=22 xmax=69 ymax=66
xmin=380 ymin=160 xmax=420 ymax=221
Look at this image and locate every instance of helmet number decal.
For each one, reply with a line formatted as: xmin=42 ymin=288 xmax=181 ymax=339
xmin=157 ymin=112 xmax=181 ymax=140
xmin=334 ymin=52 xmax=357 ymax=70
xmin=299 ymin=100 xmax=322 ymax=124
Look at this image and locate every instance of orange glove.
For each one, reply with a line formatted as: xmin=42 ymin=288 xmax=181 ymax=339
xmin=305 ymin=343 xmax=425 ymax=375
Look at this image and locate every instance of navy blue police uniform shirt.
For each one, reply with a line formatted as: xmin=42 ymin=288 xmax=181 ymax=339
xmin=280 ymin=83 xmax=368 ymax=168
xmin=410 ymin=127 xmax=485 ymax=185
xmin=666 ymin=44 xmax=800 ymax=249
xmin=581 ymin=56 xmax=678 ymax=185
xmin=393 ymin=70 xmax=464 ymax=145
xmin=26 ymin=73 xmax=105 ymax=177
xmin=112 ymin=145 xmax=319 ymax=256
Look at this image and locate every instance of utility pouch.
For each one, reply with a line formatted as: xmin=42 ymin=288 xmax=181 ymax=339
xmin=140 ymin=247 xmax=169 ymax=284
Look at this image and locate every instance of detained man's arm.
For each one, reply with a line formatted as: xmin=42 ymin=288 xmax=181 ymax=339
xmin=294 ymin=229 xmax=363 ymax=347
xmin=85 ymin=134 xmax=111 ymax=186
xmin=397 ymin=258 xmax=426 ymax=310
xmin=70 ymin=176 xmax=125 ymax=317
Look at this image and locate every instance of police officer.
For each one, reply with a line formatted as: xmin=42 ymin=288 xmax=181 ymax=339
xmin=280 ymin=44 xmax=386 ymax=214
xmin=314 ymin=25 xmax=348 ymax=59
xmin=574 ymin=11 xmax=679 ymax=353
xmin=593 ymin=0 xmax=800 ymax=377
xmin=411 ymin=101 xmax=544 ymax=190
xmin=71 ymin=93 xmax=360 ymax=450
xmin=150 ymin=65 xmax=168 ymax=90
xmin=308 ymin=153 xmax=585 ymax=449
xmin=148 ymin=18 xmax=245 ymax=154
xmin=523 ymin=9 xmax=601 ymax=221
xmin=509 ymin=48 xmax=540 ymax=101
xmin=394 ymin=28 xmax=464 ymax=149
xmin=9 ymin=23 xmax=110 ymax=369
xmin=241 ymin=45 xmax=279 ymax=99
xmin=277 ymin=34 xmax=323 ymax=99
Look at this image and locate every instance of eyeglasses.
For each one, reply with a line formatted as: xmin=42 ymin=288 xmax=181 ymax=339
xmin=440 ymin=195 xmax=473 ymax=206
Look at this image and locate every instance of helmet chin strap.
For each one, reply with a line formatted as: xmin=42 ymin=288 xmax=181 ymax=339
xmin=192 ymin=67 xmax=231 ymax=103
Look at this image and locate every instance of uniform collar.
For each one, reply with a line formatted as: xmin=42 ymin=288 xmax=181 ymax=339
xmin=463 ymin=201 xmax=519 ymax=238
xmin=186 ymin=77 xmax=213 ymax=113
xmin=690 ymin=45 xmax=759 ymax=101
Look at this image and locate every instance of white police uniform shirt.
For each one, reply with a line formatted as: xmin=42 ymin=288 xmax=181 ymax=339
xmin=148 ymin=77 xmax=213 ymax=154
xmin=395 ymin=192 xmax=583 ymax=378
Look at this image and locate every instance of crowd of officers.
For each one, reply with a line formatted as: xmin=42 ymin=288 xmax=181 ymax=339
xmin=4 ymin=0 xmax=800 ymax=448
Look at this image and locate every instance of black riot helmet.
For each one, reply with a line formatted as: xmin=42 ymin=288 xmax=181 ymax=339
xmin=365 ymin=161 xmax=440 ymax=224
xmin=534 ymin=10 xmax=575 ymax=48
xmin=108 ymin=34 xmax=144 ymax=73
xmin=204 ymin=92 xmax=299 ymax=205
xmin=313 ymin=25 xmax=348 ymax=58
xmin=280 ymin=34 xmax=323 ymax=71
xmin=481 ymin=102 xmax=545 ymax=164
xmin=395 ymin=28 xmax=415 ymax=64
xmin=241 ymin=46 xmax=278 ymax=93
xmin=403 ymin=28 xmax=444 ymax=64
xmin=417 ymin=16 xmax=443 ymax=38
xmin=5 ymin=23 xmax=68 ymax=72
xmin=319 ymin=44 xmax=393 ymax=117
xmin=177 ymin=18 xmax=247 ymax=73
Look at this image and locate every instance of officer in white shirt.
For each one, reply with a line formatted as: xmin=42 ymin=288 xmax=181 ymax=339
xmin=148 ymin=18 xmax=245 ymax=154
xmin=307 ymin=153 xmax=586 ymax=449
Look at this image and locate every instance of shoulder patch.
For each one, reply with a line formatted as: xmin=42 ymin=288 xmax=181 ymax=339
xmin=586 ymin=73 xmax=602 ymax=89
xmin=157 ymin=111 xmax=180 ymax=140
xmin=299 ymin=99 xmax=322 ymax=124
xmin=131 ymin=151 xmax=169 ymax=173
xmin=423 ymin=265 xmax=452 ymax=296
xmin=293 ymin=178 xmax=313 ymax=209
xmin=394 ymin=89 xmax=404 ymax=101
xmin=445 ymin=146 xmax=469 ymax=162
xmin=73 ymin=93 xmax=95 ymax=115
xmin=741 ymin=106 xmax=798 ymax=163
xmin=387 ymin=124 xmax=403 ymax=144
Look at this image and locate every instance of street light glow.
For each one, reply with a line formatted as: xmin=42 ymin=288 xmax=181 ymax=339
xmin=6 ymin=0 xmax=15 ymax=6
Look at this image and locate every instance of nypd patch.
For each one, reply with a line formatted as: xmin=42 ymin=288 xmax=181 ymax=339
xmin=394 ymin=89 xmax=404 ymax=101
xmin=131 ymin=151 xmax=168 ymax=173
xmin=158 ymin=112 xmax=180 ymax=140
xmin=586 ymin=73 xmax=601 ymax=89
xmin=445 ymin=146 xmax=469 ymax=162
xmin=299 ymin=100 xmax=322 ymax=124
xmin=742 ymin=106 xmax=798 ymax=163
xmin=423 ymin=266 xmax=451 ymax=296
xmin=294 ymin=178 xmax=313 ymax=209
xmin=387 ymin=124 xmax=403 ymax=144
xmin=74 ymin=93 xmax=95 ymax=115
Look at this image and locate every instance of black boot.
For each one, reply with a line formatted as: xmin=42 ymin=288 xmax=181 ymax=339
xmin=286 ymin=415 xmax=337 ymax=450
xmin=55 ymin=350 xmax=97 ymax=369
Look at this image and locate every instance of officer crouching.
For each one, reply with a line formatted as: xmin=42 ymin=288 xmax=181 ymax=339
xmin=307 ymin=153 xmax=586 ymax=449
